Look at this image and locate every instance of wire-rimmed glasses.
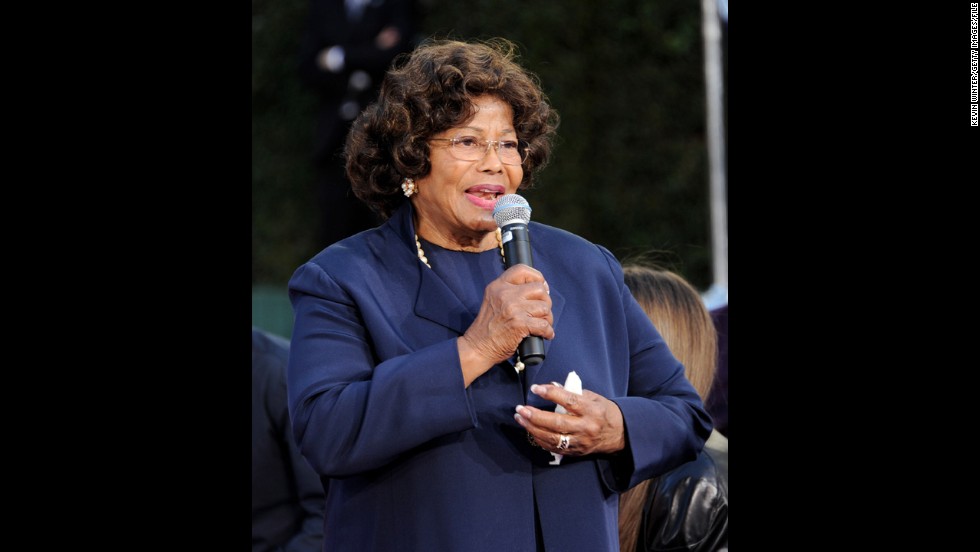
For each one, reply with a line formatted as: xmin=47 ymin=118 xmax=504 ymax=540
xmin=429 ymin=135 xmax=529 ymax=165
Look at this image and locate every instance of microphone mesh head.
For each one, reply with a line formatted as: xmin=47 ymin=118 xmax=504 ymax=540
xmin=493 ymin=194 xmax=532 ymax=227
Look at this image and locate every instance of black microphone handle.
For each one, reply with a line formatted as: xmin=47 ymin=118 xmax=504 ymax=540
xmin=500 ymin=223 xmax=545 ymax=366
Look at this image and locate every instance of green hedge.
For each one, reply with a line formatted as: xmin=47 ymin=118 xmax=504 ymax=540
xmin=253 ymin=0 xmax=721 ymax=293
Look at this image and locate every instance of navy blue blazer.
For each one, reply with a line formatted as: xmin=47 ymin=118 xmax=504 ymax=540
xmin=288 ymin=202 xmax=711 ymax=552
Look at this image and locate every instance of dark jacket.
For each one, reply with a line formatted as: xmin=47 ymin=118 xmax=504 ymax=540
xmin=252 ymin=328 xmax=325 ymax=552
xmin=287 ymin=202 xmax=712 ymax=552
xmin=636 ymin=432 xmax=728 ymax=551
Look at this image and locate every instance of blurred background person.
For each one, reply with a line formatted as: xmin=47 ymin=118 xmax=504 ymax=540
xmin=705 ymin=303 xmax=728 ymax=438
xmin=619 ymin=265 xmax=728 ymax=552
xmin=252 ymin=327 xmax=325 ymax=552
xmin=298 ymin=0 xmax=418 ymax=249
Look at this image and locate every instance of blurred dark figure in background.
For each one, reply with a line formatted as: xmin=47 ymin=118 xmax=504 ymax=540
xmin=705 ymin=304 xmax=728 ymax=438
xmin=252 ymin=327 xmax=325 ymax=552
xmin=298 ymin=0 xmax=417 ymax=249
xmin=620 ymin=266 xmax=728 ymax=552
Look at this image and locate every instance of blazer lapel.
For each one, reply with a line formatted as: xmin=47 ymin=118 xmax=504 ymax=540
xmin=414 ymin=265 xmax=473 ymax=335
xmin=391 ymin=204 xmax=566 ymax=353
xmin=389 ymin=203 xmax=473 ymax=335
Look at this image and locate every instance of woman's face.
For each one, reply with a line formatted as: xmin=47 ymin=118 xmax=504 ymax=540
xmin=412 ymin=95 xmax=524 ymax=250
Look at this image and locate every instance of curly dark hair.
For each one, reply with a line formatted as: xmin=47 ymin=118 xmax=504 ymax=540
xmin=345 ymin=38 xmax=560 ymax=220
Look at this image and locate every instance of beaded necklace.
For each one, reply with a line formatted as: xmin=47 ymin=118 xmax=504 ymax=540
xmin=414 ymin=227 xmax=505 ymax=269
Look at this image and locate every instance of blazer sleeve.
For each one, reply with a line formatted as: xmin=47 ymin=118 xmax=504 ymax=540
xmin=595 ymin=247 xmax=713 ymax=492
xmin=286 ymin=261 xmax=479 ymax=477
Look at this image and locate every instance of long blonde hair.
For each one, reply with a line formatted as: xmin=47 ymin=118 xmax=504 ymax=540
xmin=618 ymin=265 xmax=717 ymax=552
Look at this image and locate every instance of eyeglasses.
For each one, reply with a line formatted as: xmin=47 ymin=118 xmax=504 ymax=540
xmin=429 ymin=135 xmax=529 ymax=166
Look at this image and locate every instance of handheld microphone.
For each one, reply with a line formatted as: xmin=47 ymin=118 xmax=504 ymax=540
xmin=493 ymin=194 xmax=546 ymax=366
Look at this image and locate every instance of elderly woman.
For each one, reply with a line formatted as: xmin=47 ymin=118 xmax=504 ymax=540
xmin=287 ymin=38 xmax=711 ymax=552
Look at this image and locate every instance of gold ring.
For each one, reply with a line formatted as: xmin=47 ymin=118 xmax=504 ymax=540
xmin=557 ymin=434 xmax=570 ymax=451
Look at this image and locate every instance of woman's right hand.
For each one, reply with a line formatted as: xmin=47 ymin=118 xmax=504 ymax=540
xmin=457 ymin=264 xmax=554 ymax=386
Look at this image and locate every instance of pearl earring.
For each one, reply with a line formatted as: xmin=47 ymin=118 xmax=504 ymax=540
xmin=401 ymin=178 xmax=417 ymax=197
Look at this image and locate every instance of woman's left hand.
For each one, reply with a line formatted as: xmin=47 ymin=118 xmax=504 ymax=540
xmin=514 ymin=383 xmax=627 ymax=456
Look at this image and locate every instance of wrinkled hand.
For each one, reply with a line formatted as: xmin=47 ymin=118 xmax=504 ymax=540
xmin=514 ymin=383 xmax=626 ymax=456
xmin=458 ymin=264 xmax=553 ymax=372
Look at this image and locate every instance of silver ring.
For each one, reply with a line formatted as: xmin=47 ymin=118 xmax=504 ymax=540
xmin=557 ymin=434 xmax=570 ymax=451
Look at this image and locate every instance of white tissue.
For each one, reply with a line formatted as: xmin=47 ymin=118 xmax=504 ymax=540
xmin=550 ymin=371 xmax=582 ymax=465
